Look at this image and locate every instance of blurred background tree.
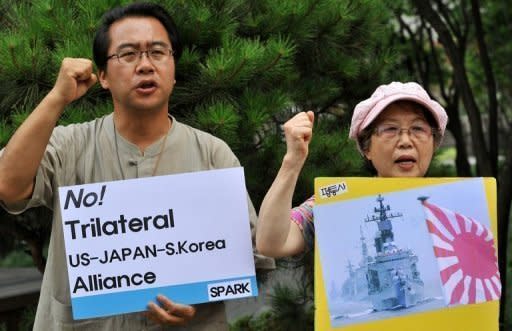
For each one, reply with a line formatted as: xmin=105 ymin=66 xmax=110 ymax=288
xmin=0 ymin=0 xmax=510 ymax=330
xmin=387 ymin=1 xmax=511 ymax=328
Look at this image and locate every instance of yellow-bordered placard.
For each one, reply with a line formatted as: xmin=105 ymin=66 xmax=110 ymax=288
xmin=314 ymin=177 xmax=499 ymax=331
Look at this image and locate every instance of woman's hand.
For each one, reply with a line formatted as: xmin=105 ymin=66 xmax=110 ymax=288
xmin=282 ymin=111 xmax=315 ymax=168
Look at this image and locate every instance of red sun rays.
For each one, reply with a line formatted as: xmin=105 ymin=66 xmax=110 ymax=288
xmin=422 ymin=201 xmax=500 ymax=305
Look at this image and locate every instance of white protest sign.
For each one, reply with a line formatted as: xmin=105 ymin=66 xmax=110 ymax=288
xmin=58 ymin=167 xmax=257 ymax=320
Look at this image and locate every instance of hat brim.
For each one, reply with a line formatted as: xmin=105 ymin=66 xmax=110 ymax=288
xmin=359 ymin=94 xmax=445 ymax=133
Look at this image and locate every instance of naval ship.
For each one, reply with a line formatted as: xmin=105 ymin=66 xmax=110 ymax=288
xmin=341 ymin=194 xmax=424 ymax=311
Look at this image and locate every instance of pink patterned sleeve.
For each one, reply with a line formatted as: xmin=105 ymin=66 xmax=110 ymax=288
xmin=290 ymin=196 xmax=315 ymax=251
xmin=290 ymin=195 xmax=315 ymax=229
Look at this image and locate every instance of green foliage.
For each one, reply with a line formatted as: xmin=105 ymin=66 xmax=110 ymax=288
xmin=0 ymin=120 xmax=13 ymax=147
xmin=0 ymin=250 xmax=34 ymax=267
xmin=230 ymin=311 xmax=277 ymax=331
xmin=19 ymin=305 xmax=37 ymax=331
xmin=269 ymin=283 xmax=313 ymax=331
xmin=426 ymin=147 xmax=458 ymax=177
xmin=230 ymin=314 xmax=253 ymax=331
xmin=58 ymin=101 xmax=114 ymax=127
xmin=229 ymin=283 xmax=313 ymax=331
xmin=194 ymin=101 xmax=241 ymax=144
xmin=10 ymin=109 xmax=31 ymax=128
xmin=0 ymin=304 xmax=36 ymax=331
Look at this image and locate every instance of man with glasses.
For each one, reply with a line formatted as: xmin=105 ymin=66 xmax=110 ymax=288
xmin=0 ymin=3 xmax=273 ymax=330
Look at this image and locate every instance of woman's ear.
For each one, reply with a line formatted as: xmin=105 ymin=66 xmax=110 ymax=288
xmin=364 ymin=148 xmax=372 ymax=161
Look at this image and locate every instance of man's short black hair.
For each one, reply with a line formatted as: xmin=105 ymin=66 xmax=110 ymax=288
xmin=93 ymin=2 xmax=182 ymax=71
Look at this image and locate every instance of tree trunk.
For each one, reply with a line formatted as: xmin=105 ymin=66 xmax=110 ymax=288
xmin=470 ymin=0 xmax=498 ymax=176
xmin=446 ymin=104 xmax=472 ymax=176
xmin=411 ymin=2 xmax=507 ymax=328
xmin=497 ymin=135 xmax=512 ymax=330
xmin=412 ymin=1 xmax=493 ymax=176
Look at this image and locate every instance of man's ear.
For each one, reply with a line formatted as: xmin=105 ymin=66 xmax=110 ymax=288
xmin=98 ymin=70 xmax=109 ymax=89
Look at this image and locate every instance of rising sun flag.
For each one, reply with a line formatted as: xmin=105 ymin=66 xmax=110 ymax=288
xmin=421 ymin=199 xmax=501 ymax=306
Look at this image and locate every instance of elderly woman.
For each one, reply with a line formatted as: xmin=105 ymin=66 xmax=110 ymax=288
xmin=256 ymin=82 xmax=448 ymax=257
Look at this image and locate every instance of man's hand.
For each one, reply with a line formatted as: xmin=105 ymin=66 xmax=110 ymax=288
xmin=282 ymin=111 xmax=315 ymax=167
xmin=49 ymin=58 xmax=97 ymax=108
xmin=0 ymin=58 xmax=98 ymax=203
xmin=146 ymin=295 xmax=196 ymax=326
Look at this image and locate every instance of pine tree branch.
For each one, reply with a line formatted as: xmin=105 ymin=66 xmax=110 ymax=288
xmin=255 ymin=53 xmax=282 ymax=76
xmin=230 ymin=59 xmax=247 ymax=82
xmin=284 ymin=0 xmax=321 ymax=34
xmin=9 ymin=45 xmax=20 ymax=71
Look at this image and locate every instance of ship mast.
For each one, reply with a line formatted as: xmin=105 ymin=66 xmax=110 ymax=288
xmin=359 ymin=225 xmax=370 ymax=266
xmin=364 ymin=194 xmax=402 ymax=254
xmin=346 ymin=260 xmax=355 ymax=277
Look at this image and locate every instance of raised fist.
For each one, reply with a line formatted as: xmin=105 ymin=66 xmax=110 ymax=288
xmin=50 ymin=58 xmax=97 ymax=107
xmin=282 ymin=111 xmax=315 ymax=166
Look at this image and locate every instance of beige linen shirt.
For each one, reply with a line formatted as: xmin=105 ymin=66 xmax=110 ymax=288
xmin=1 ymin=113 xmax=274 ymax=331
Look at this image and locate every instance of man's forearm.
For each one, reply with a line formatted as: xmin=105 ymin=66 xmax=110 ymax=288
xmin=0 ymin=93 xmax=65 ymax=202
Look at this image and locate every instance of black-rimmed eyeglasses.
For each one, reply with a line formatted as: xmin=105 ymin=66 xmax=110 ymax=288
xmin=107 ymin=47 xmax=175 ymax=65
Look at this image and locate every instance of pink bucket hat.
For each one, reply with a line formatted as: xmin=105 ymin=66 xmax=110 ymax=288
xmin=348 ymin=82 xmax=448 ymax=142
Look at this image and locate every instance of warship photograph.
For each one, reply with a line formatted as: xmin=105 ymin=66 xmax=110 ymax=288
xmin=315 ymin=192 xmax=446 ymax=328
xmin=341 ymin=194 xmax=424 ymax=310
xmin=314 ymin=178 xmax=496 ymax=328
